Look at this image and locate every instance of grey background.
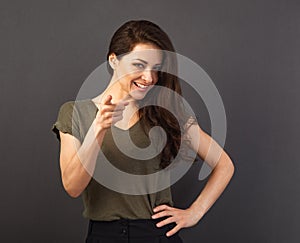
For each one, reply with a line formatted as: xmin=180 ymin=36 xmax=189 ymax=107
xmin=1 ymin=0 xmax=299 ymax=242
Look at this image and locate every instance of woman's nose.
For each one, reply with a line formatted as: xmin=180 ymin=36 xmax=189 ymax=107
xmin=141 ymin=69 xmax=154 ymax=83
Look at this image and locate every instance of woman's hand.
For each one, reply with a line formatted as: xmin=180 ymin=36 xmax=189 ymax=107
xmin=94 ymin=95 xmax=129 ymax=132
xmin=152 ymin=204 xmax=202 ymax=237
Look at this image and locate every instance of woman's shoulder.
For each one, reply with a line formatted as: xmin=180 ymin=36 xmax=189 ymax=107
xmin=58 ymin=99 xmax=96 ymax=112
xmin=183 ymin=115 xmax=198 ymax=129
xmin=55 ymin=100 xmax=75 ymax=118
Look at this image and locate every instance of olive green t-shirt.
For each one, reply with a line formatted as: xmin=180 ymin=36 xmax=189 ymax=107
xmin=51 ymin=99 xmax=174 ymax=221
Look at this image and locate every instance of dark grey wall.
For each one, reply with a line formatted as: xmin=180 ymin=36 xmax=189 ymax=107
xmin=1 ymin=0 xmax=299 ymax=242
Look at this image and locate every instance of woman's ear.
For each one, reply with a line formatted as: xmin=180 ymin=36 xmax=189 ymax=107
xmin=108 ymin=53 xmax=119 ymax=70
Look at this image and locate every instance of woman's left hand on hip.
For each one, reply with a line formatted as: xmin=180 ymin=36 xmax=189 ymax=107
xmin=152 ymin=204 xmax=201 ymax=237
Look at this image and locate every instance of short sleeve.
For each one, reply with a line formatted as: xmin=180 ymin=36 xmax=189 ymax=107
xmin=51 ymin=101 xmax=80 ymax=142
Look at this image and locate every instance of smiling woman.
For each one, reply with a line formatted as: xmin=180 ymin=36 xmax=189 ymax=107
xmin=51 ymin=19 xmax=234 ymax=243
xmin=106 ymin=43 xmax=163 ymax=101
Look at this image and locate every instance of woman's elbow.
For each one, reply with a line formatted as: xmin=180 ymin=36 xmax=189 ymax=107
xmin=67 ymin=188 xmax=82 ymax=198
xmin=225 ymin=157 xmax=235 ymax=179
xmin=218 ymin=152 xmax=235 ymax=178
xmin=229 ymin=160 xmax=235 ymax=177
xmin=62 ymin=178 xmax=82 ymax=198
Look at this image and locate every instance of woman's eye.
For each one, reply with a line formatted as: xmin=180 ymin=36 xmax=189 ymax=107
xmin=133 ymin=63 xmax=145 ymax=69
xmin=153 ymin=66 xmax=162 ymax=71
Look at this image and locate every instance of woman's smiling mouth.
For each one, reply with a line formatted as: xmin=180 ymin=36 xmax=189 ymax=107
xmin=133 ymin=81 xmax=151 ymax=90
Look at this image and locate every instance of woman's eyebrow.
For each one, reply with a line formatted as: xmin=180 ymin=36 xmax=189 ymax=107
xmin=133 ymin=58 xmax=162 ymax=66
xmin=133 ymin=58 xmax=147 ymax=64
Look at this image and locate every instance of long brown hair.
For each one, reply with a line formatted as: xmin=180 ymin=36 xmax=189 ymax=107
xmin=107 ymin=20 xmax=196 ymax=169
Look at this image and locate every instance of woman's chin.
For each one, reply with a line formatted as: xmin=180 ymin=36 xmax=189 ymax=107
xmin=129 ymin=90 xmax=149 ymax=100
xmin=130 ymin=94 xmax=147 ymax=100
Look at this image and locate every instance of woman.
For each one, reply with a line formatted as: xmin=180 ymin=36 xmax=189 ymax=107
xmin=52 ymin=20 xmax=234 ymax=243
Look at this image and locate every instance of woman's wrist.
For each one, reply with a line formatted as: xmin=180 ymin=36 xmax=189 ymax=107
xmin=188 ymin=203 xmax=206 ymax=222
xmin=91 ymin=119 xmax=106 ymax=137
xmin=92 ymin=122 xmax=108 ymax=146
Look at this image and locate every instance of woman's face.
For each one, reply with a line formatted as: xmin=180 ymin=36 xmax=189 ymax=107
xmin=110 ymin=43 xmax=163 ymax=100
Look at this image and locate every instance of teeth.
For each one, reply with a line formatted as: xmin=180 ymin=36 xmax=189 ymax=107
xmin=135 ymin=82 xmax=148 ymax=89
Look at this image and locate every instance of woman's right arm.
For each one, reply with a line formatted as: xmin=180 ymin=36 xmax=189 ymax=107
xmin=59 ymin=120 xmax=105 ymax=198
xmin=58 ymin=95 xmax=128 ymax=198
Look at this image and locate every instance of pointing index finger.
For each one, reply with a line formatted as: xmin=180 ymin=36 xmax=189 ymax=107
xmin=103 ymin=95 xmax=113 ymax=105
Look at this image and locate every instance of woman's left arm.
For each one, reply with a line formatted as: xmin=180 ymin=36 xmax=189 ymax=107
xmin=152 ymin=123 xmax=235 ymax=237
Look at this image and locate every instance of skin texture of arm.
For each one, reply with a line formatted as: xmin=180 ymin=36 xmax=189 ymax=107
xmin=152 ymin=123 xmax=235 ymax=237
xmin=59 ymin=120 xmax=106 ymax=198
xmin=59 ymin=95 xmax=128 ymax=198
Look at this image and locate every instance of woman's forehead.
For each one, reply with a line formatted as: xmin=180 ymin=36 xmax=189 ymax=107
xmin=123 ymin=48 xmax=163 ymax=64
xmin=118 ymin=43 xmax=162 ymax=64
